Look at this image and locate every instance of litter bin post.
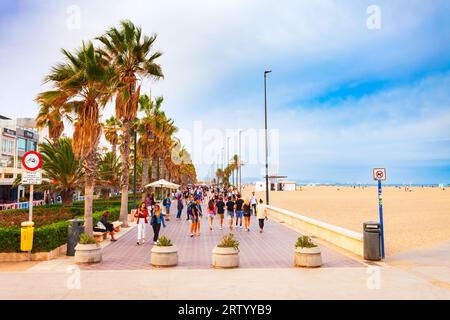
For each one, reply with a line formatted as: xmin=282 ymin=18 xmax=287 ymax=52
xmin=363 ymin=221 xmax=382 ymax=261
xmin=67 ymin=219 xmax=84 ymax=256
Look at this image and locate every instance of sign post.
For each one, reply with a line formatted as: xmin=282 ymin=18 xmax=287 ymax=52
xmin=373 ymin=168 xmax=386 ymax=258
xmin=21 ymin=151 xmax=42 ymax=260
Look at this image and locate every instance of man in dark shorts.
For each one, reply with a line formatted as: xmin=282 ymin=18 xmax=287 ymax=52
xmin=225 ymin=196 xmax=235 ymax=233
xmin=216 ymin=195 xmax=226 ymax=230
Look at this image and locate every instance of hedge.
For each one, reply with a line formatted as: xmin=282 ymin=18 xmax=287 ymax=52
xmin=0 ymin=206 xmax=122 ymax=253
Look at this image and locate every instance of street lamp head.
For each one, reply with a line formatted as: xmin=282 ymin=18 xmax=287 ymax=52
xmin=264 ymin=70 xmax=272 ymax=74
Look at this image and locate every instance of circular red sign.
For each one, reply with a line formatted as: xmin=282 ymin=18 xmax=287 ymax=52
xmin=22 ymin=151 xmax=42 ymax=171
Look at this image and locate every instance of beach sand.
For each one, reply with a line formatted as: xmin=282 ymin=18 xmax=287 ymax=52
xmin=243 ymin=186 xmax=450 ymax=256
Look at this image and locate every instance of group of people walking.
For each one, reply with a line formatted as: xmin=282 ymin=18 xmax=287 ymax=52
xmin=131 ymin=186 xmax=268 ymax=245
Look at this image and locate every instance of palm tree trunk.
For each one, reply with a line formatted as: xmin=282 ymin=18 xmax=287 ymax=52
xmin=61 ymin=190 xmax=74 ymax=206
xmin=83 ymin=152 xmax=97 ymax=237
xmin=100 ymin=188 xmax=110 ymax=199
xmin=141 ymin=157 xmax=149 ymax=201
xmin=119 ymin=120 xmax=131 ymax=227
xmin=156 ymin=157 xmax=161 ymax=180
xmin=112 ymin=142 xmax=117 ymax=156
xmin=151 ymin=156 xmax=157 ymax=182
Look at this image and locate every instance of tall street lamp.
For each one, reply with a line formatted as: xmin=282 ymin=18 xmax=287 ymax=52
xmin=226 ymin=136 xmax=230 ymax=168
xmin=133 ymin=124 xmax=138 ymax=210
xmin=264 ymin=70 xmax=271 ymax=205
xmin=238 ymin=129 xmax=245 ymax=194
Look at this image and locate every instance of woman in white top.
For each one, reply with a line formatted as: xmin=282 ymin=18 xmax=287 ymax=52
xmin=250 ymin=192 xmax=257 ymax=216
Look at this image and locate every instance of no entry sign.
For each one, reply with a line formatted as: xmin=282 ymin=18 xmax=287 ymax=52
xmin=373 ymin=168 xmax=386 ymax=181
xmin=22 ymin=151 xmax=42 ymax=171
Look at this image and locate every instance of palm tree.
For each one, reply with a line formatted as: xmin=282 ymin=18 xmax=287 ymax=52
xmin=39 ymin=41 xmax=114 ymax=235
xmin=103 ymin=116 xmax=120 ymax=155
xmin=215 ymin=168 xmax=224 ymax=185
xmin=231 ymin=154 xmax=239 ymax=186
xmin=97 ymin=151 xmax=121 ymax=199
xmin=137 ymin=94 xmax=162 ymax=200
xmin=35 ymin=94 xmax=73 ymax=145
xmin=97 ymin=20 xmax=164 ymax=226
xmin=39 ymin=138 xmax=83 ymax=205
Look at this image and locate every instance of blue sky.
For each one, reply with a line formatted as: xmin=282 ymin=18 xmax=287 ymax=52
xmin=0 ymin=0 xmax=450 ymax=184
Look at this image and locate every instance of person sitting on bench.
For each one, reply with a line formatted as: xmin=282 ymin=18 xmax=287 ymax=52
xmin=94 ymin=211 xmax=117 ymax=241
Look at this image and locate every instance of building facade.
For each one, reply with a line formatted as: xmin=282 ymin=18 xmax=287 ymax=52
xmin=0 ymin=116 xmax=41 ymax=203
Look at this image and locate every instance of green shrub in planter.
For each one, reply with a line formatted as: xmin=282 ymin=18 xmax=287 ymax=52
xmin=295 ymin=235 xmax=317 ymax=248
xmin=79 ymin=233 xmax=96 ymax=245
xmin=157 ymin=236 xmax=173 ymax=246
xmin=217 ymin=234 xmax=240 ymax=250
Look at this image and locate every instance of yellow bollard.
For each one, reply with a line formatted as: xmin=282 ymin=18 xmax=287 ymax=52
xmin=20 ymin=221 xmax=34 ymax=252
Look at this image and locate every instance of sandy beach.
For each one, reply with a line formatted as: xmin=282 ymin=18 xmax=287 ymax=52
xmin=244 ymin=186 xmax=450 ymax=256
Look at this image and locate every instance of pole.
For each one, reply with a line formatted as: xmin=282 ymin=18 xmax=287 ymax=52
xmin=29 ymin=184 xmax=33 ymax=221
xmin=133 ymin=127 xmax=137 ymax=210
xmin=28 ymin=183 xmax=33 ymax=261
xmin=264 ymin=71 xmax=271 ymax=205
xmin=239 ymin=130 xmax=243 ymax=194
xmin=226 ymin=137 xmax=230 ymax=169
xmin=378 ymin=179 xmax=385 ymax=258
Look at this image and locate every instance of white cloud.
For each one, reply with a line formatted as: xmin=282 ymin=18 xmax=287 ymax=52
xmin=0 ymin=0 xmax=449 ymax=182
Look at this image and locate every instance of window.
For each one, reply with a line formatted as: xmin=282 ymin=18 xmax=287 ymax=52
xmin=27 ymin=140 xmax=37 ymax=151
xmin=1 ymin=138 xmax=14 ymax=154
xmin=18 ymin=138 xmax=26 ymax=152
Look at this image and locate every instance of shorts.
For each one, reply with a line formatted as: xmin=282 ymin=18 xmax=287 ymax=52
xmin=226 ymin=210 xmax=234 ymax=219
xmin=189 ymin=214 xmax=200 ymax=223
xmin=207 ymin=213 xmax=216 ymax=219
xmin=243 ymin=211 xmax=251 ymax=217
xmin=235 ymin=210 xmax=243 ymax=218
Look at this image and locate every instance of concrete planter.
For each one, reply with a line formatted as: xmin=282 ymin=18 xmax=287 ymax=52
xmin=212 ymin=246 xmax=239 ymax=268
xmin=294 ymin=246 xmax=322 ymax=268
xmin=151 ymin=245 xmax=178 ymax=267
xmin=74 ymin=243 xmax=102 ymax=264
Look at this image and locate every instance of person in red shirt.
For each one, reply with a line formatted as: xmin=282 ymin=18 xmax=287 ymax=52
xmin=134 ymin=202 xmax=149 ymax=245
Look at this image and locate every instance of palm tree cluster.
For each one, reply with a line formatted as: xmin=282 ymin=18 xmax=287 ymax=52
xmin=34 ymin=20 xmax=197 ymax=235
xmin=216 ymin=154 xmax=239 ymax=187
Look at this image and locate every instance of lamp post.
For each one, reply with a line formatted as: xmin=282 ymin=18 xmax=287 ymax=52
xmin=264 ymin=70 xmax=271 ymax=205
xmin=133 ymin=125 xmax=137 ymax=210
xmin=239 ymin=129 xmax=245 ymax=194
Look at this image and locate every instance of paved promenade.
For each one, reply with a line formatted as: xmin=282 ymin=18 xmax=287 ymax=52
xmin=1 ymin=203 xmax=449 ymax=299
xmin=81 ymin=203 xmax=362 ymax=270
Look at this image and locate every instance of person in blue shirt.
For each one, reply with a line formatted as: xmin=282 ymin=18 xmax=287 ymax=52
xmin=150 ymin=203 xmax=166 ymax=244
xmin=163 ymin=193 xmax=172 ymax=221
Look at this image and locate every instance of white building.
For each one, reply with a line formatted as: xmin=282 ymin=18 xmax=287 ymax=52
xmin=255 ymin=177 xmax=296 ymax=191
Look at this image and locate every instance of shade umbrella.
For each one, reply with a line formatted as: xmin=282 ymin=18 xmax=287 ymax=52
xmin=145 ymin=179 xmax=180 ymax=189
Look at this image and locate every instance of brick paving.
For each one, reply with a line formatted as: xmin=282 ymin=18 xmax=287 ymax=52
xmin=82 ymin=203 xmax=363 ymax=270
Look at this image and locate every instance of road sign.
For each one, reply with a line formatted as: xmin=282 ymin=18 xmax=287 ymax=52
xmin=22 ymin=151 xmax=42 ymax=171
xmin=21 ymin=171 xmax=42 ymax=185
xmin=373 ymin=168 xmax=386 ymax=181
xmin=372 ymin=168 xmax=386 ymax=259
